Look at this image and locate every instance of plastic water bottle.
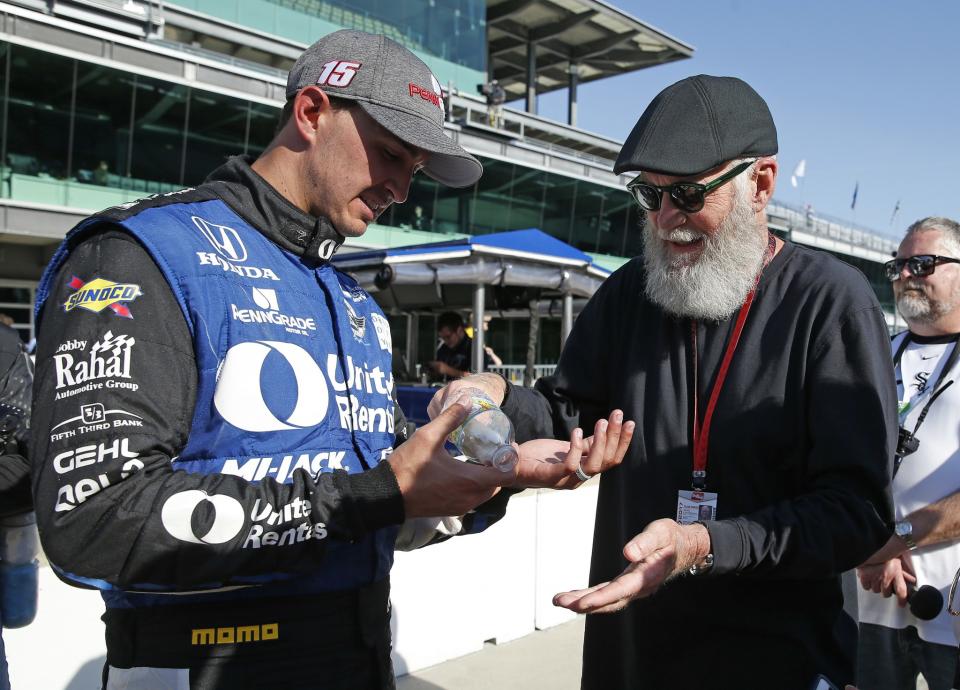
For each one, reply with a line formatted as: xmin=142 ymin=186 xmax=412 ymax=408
xmin=0 ymin=512 xmax=39 ymax=629
xmin=445 ymin=389 xmax=518 ymax=472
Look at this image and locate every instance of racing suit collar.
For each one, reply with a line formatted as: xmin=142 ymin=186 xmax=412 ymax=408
xmin=204 ymin=155 xmax=345 ymax=264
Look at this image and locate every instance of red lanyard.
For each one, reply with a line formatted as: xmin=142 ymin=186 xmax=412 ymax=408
xmin=689 ymin=233 xmax=776 ymax=490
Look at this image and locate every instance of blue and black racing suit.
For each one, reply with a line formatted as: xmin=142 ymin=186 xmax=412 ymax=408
xmin=30 ymin=156 xmax=498 ymax=689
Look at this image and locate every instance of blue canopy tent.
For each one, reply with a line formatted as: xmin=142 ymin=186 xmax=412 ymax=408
xmin=334 ymin=229 xmax=612 ymax=423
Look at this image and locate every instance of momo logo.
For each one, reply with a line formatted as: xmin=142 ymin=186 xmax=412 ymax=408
xmin=63 ymin=276 xmax=142 ymax=319
xmin=214 ymin=341 xmax=329 ymax=432
xmin=161 ymin=490 xmax=245 ymax=544
xmin=192 ymin=623 xmax=279 ymax=646
xmin=192 ymin=216 xmax=247 ymax=263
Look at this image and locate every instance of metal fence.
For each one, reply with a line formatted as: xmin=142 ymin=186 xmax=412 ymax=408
xmin=487 ymin=364 xmax=557 ymax=384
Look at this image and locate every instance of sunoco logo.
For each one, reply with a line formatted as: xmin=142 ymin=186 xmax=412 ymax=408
xmin=63 ymin=276 xmax=142 ymax=319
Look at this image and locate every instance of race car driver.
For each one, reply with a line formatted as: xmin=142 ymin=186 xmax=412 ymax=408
xmin=30 ymin=30 xmax=630 ymax=689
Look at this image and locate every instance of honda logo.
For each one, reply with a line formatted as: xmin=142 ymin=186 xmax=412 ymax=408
xmin=192 ymin=216 xmax=248 ymax=263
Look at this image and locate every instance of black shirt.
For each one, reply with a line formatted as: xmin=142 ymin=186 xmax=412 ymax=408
xmin=435 ymin=334 xmax=492 ymax=377
xmin=502 ymin=241 xmax=896 ymax=689
xmin=436 ymin=334 xmax=473 ymax=374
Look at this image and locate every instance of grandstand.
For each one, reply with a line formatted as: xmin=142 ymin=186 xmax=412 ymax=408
xmin=0 ymin=0 xmax=898 ymax=346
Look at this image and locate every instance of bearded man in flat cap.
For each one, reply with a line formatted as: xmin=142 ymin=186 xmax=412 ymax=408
xmin=436 ymin=75 xmax=897 ymax=688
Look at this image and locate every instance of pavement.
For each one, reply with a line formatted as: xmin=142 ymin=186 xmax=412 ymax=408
xmin=395 ymin=582 xmax=934 ymax=690
xmin=396 ymin=616 xmax=585 ymax=690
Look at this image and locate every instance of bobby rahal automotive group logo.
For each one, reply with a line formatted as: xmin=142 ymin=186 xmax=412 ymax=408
xmin=63 ymin=276 xmax=142 ymax=319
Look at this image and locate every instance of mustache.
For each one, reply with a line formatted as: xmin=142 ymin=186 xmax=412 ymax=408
xmin=655 ymin=227 xmax=708 ymax=243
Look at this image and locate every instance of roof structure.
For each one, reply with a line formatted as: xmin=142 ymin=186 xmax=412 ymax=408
xmin=487 ymin=0 xmax=694 ymax=99
xmin=333 ymin=229 xmax=610 ymax=311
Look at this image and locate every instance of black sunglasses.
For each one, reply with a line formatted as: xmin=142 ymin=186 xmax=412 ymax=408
xmin=625 ymin=160 xmax=755 ymax=213
xmin=884 ymin=255 xmax=960 ymax=282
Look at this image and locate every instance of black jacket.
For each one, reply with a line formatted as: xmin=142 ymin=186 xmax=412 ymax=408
xmin=0 ymin=323 xmax=32 ymax=518
xmin=503 ymin=241 xmax=897 ymax=689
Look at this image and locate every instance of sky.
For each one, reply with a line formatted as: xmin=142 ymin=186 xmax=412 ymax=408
xmin=531 ymin=0 xmax=960 ymax=240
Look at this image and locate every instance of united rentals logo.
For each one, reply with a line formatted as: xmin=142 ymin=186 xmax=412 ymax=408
xmin=63 ymin=277 xmax=142 ymax=319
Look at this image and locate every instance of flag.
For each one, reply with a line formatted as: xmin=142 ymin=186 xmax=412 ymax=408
xmin=850 ymin=182 xmax=859 ymax=210
xmin=790 ymin=159 xmax=806 ymax=188
xmin=890 ymin=199 xmax=901 ymax=226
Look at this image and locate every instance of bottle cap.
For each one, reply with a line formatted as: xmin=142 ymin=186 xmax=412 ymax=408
xmin=490 ymin=445 xmax=518 ymax=472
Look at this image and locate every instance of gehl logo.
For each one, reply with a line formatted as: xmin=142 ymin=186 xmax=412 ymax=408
xmin=191 ymin=623 xmax=279 ymax=646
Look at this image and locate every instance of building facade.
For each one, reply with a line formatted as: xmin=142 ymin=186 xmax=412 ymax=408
xmin=0 ymin=0 xmax=898 ymax=353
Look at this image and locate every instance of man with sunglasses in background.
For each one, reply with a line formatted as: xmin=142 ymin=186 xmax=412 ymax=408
xmin=430 ymin=75 xmax=896 ymax=689
xmin=856 ymin=217 xmax=960 ymax=690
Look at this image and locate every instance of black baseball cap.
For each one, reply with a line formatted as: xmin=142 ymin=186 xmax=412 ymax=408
xmin=287 ymin=30 xmax=482 ymax=188
xmin=614 ymin=75 xmax=778 ymax=177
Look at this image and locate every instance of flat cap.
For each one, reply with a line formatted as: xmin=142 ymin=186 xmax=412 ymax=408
xmin=614 ymin=75 xmax=777 ymax=177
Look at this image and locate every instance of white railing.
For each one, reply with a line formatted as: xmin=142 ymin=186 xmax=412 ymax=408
xmin=487 ymin=364 xmax=556 ymax=384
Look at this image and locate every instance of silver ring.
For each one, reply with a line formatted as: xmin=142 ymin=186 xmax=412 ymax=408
xmin=575 ymin=464 xmax=592 ymax=482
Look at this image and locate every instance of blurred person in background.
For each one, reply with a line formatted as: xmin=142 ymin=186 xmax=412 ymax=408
xmin=0 ymin=317 xmax=34 ymax=690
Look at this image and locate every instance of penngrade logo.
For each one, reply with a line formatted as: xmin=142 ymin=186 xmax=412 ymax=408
xmin=63 ymin=276 xmax=142 ymax=319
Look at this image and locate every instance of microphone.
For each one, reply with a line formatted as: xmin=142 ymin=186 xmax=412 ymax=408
xmin=908 ymin=584 xmax=944 ymax=621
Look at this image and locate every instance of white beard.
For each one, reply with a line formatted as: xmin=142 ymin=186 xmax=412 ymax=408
xmin=642 ymin=185 xmax=768 ymax=321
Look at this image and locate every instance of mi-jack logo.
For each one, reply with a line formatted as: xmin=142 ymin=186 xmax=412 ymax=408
xmin=191 ymin=622 xmax=279 ymax=646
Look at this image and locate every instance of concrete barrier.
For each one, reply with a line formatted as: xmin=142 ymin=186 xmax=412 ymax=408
xmin=4 ymin=485 xmax=598 ymax=687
